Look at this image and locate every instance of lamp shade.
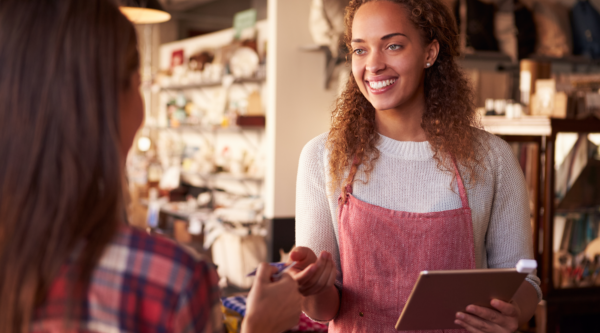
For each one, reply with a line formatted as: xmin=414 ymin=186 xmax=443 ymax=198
xmin=120 ymin=0 xmax=171 ymax=24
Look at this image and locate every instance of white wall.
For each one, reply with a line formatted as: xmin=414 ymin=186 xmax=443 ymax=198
xmin=264 ymin=0 xmax=338 ymax=218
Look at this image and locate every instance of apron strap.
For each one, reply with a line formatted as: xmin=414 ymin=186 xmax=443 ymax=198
xmin=340 ymin=156 xmax=360 ymax=203
xmin=452 ymin=157 xmax=470 ymax=209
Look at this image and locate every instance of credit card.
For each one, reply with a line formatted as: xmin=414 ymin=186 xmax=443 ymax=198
xmin=246 ymin=261 xmax=297 ymax=279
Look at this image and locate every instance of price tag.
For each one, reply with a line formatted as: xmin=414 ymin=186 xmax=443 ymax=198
xmin=233 ymin=9 xmax=256 ymax=40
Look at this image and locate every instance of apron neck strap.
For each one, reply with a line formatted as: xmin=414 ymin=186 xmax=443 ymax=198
xmin=341 ymin=156 xmax=360 ymax=200
xmin=451 ymin=156 xmax=470 ymax=209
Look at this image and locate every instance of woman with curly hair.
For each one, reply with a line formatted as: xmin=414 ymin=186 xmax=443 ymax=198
xmin=289 ymin=0 xmax=541 ymax=331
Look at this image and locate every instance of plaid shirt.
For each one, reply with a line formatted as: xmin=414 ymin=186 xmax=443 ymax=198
xmin=31 ymin=225 xmax=222 ymax=333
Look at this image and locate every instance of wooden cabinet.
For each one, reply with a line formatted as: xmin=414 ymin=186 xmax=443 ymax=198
xmin=483 ymin=116 xmax=600 ymax=333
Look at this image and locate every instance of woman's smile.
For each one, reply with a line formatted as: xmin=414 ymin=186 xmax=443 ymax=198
xmin=351 ymin=1 xmax=430 ymax=111
xmin=366 ymin=76 xmax=398 ymax=94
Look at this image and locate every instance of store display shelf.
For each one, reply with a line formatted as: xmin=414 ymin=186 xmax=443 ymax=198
xmin=526 ymin=55 xmax=600 ymax=66
xmin=555 ymin=207 xmax=600 ymax=214
xmin=144 ymin=124 xmax=264 ymax=132
xmin=482 ymin=116 xmax=551 ymax=136
xmin=159 ymin=77 xmax=265 ymax=91
xmin=181 ymin=171 xmax=263 ymax=182
xmin=462 ymin=51 xmax=512 ymax=62
xmin=140 ymin=199 xmax=210 ymax=220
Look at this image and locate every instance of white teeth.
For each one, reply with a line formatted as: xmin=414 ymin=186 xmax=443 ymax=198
xmin=369 ymin=79 xmax=395 ymax=89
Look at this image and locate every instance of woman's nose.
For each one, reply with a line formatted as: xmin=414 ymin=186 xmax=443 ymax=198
xmin=366 ymin=51 xmax=385 ymax=73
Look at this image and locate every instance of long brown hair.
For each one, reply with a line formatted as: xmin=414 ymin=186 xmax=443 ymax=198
xmin=327 ymin=0 xmax=483 ymax=195
xmin=0 ymin=0 xmax=139 ymax=331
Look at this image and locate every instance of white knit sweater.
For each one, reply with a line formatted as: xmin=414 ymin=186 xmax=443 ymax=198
xmin=295 ymin=131 xmax=542 ymax=299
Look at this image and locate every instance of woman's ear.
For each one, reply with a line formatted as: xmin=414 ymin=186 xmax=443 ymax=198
xmin=425 ymin=39 xmax=440 ymax=68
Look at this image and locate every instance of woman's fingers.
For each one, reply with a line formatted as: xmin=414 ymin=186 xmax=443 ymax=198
xmin=455 ymin=311 xmax=499 ymax=333
xmin=288 ymin=249 xmax=337 ymax=296
xmin=295 ymin=251 xmax=327 ymax=283
xmin=465 ymin=302 xmax=518 ymax=332
xmin=491 ymin=299 xmax=520 ymax=318
xmin=465 ymin=305 xmax=502 ymax=324
xmin=302 ymin=257 xmax=334 ymax=295
xmin=455 ymin=302 xmax=519 ymax=333
xmin=326 ymin=260 xmax=337 ymax=286
xmin=296 ymin=252 xmax=336 ymax=296
xmin=454 ymin=316 xmax=485 ymax=333
xmin=294 ymin=263 xmax=317 ymax=283
xmin=289 ymin=246 xmax=317 ymax=270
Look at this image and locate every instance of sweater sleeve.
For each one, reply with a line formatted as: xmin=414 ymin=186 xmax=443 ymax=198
xmin=296 ymin=134 xmax=343 ymax=286
xmin=485 ymin=135 xmax=542 ymax=301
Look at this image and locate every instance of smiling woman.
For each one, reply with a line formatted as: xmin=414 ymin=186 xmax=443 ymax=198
xmin=329 ymin=0 xmax=480 ymax=195
xmin=292 ymin=0 xmax=541 ymax=332
xmin=350 ymin=4 xmax=437 ymax=117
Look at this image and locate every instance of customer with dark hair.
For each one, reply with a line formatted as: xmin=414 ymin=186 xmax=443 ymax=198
xmin=0 ymin=0 xmax=301 ymax=332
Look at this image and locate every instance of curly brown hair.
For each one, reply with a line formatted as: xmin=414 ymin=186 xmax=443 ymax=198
xmin=327 ymin=0 xmax=484 ymax=198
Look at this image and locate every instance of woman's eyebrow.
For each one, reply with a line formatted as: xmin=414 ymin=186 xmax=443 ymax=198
xmin=381 ymin=32 xmax=408 ymax=40
xmin=351 ymin=32 xmax=408 ymax=43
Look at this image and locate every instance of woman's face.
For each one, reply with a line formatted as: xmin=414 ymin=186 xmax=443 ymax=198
xmin=351 ymin=1 xmax=437 ymax=112
xmin=119 ymin=71 xmax=144 ymax=160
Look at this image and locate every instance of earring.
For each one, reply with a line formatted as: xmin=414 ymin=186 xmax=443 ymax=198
xmin=426 ymin=63 xmax=431 ymax=68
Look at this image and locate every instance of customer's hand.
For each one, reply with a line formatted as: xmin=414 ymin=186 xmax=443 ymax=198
xmin=288 ymin=246 xmax=336 ymax=296
xmin=454 ymin=299 xmax=521 ymax=332
xmin=242 ymin=263 xmax=302 ymax=333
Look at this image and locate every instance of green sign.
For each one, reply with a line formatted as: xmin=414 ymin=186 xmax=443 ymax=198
xmin=233 ymin=8 xmax=257 ymax=40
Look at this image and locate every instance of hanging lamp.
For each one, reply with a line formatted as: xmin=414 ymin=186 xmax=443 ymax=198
xmin=120 ymin=0 xmax=171 ymax=24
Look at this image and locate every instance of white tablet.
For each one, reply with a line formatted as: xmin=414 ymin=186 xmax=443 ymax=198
xmin=395 ymin=268 xmax=528 ymax=331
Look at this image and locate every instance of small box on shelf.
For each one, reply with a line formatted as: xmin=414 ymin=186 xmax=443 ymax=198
xmin=236 ymin=115 xmax=265 ymax=127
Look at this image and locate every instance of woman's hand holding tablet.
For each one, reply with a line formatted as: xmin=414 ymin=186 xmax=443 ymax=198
xmin=454 ymin=259 xmax=538 ymax=332
xmin=455 ymin=298 xmax=521 ymax=332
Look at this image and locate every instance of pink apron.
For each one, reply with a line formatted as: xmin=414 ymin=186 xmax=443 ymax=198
xmin=329 ymin=160 xmax=475 ymax=333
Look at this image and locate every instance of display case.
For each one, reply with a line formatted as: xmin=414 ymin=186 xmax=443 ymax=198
xmin=541 ymin=118 xmax=600 ymax=332
xmin=482 ymin=116 xmax=600 ymax=333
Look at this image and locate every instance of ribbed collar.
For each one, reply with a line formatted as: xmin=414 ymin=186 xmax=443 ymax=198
xmin=376 ymin=133 xmax=434 ymax=160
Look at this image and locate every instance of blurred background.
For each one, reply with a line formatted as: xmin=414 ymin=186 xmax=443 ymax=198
xmin=120 ymin=1 xmax=600 ymax=332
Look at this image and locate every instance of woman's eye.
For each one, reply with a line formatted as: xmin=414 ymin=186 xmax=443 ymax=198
xmin=388 ymin=44 xmax=402 ymax=51
xmin=353 ymin=49 xmax=365 ymax=55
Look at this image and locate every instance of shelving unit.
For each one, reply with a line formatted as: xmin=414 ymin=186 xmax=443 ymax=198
xmin=482 ymin=116 xmax=600 ymax=333
xmin=146 ymin=124 xmax=264 ymax=132
xmin=159 ymin=77 xmax=265 ymax=91
xmin=148 ymin=18 xmax=269 ymax=220
xmin=482 ymin=116 xmax=551 ymax=136
xmin=149 ymin=121 xmax=266 ymax=204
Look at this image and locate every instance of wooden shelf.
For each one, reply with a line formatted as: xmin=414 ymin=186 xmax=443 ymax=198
xmin=482 ymin=116 xmax=551 ymax=136
xmin=181 ymin=171 xmax=263 ymax=182
xmin=462 ymin=51 xmax=512 ymax=62
xmin=145 ymin=124 xmax=264 ymax=132
xmin=159 ymin=77 xmax=265 ymax=91
xmin=526 ymin=54 xmax=600 ymax=66
xmin=482 ymin=116 xmax=600 ymax=137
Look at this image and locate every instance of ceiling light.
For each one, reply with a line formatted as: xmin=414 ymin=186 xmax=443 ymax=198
xmin=120 ymin=0 xmax=171 ymax=24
